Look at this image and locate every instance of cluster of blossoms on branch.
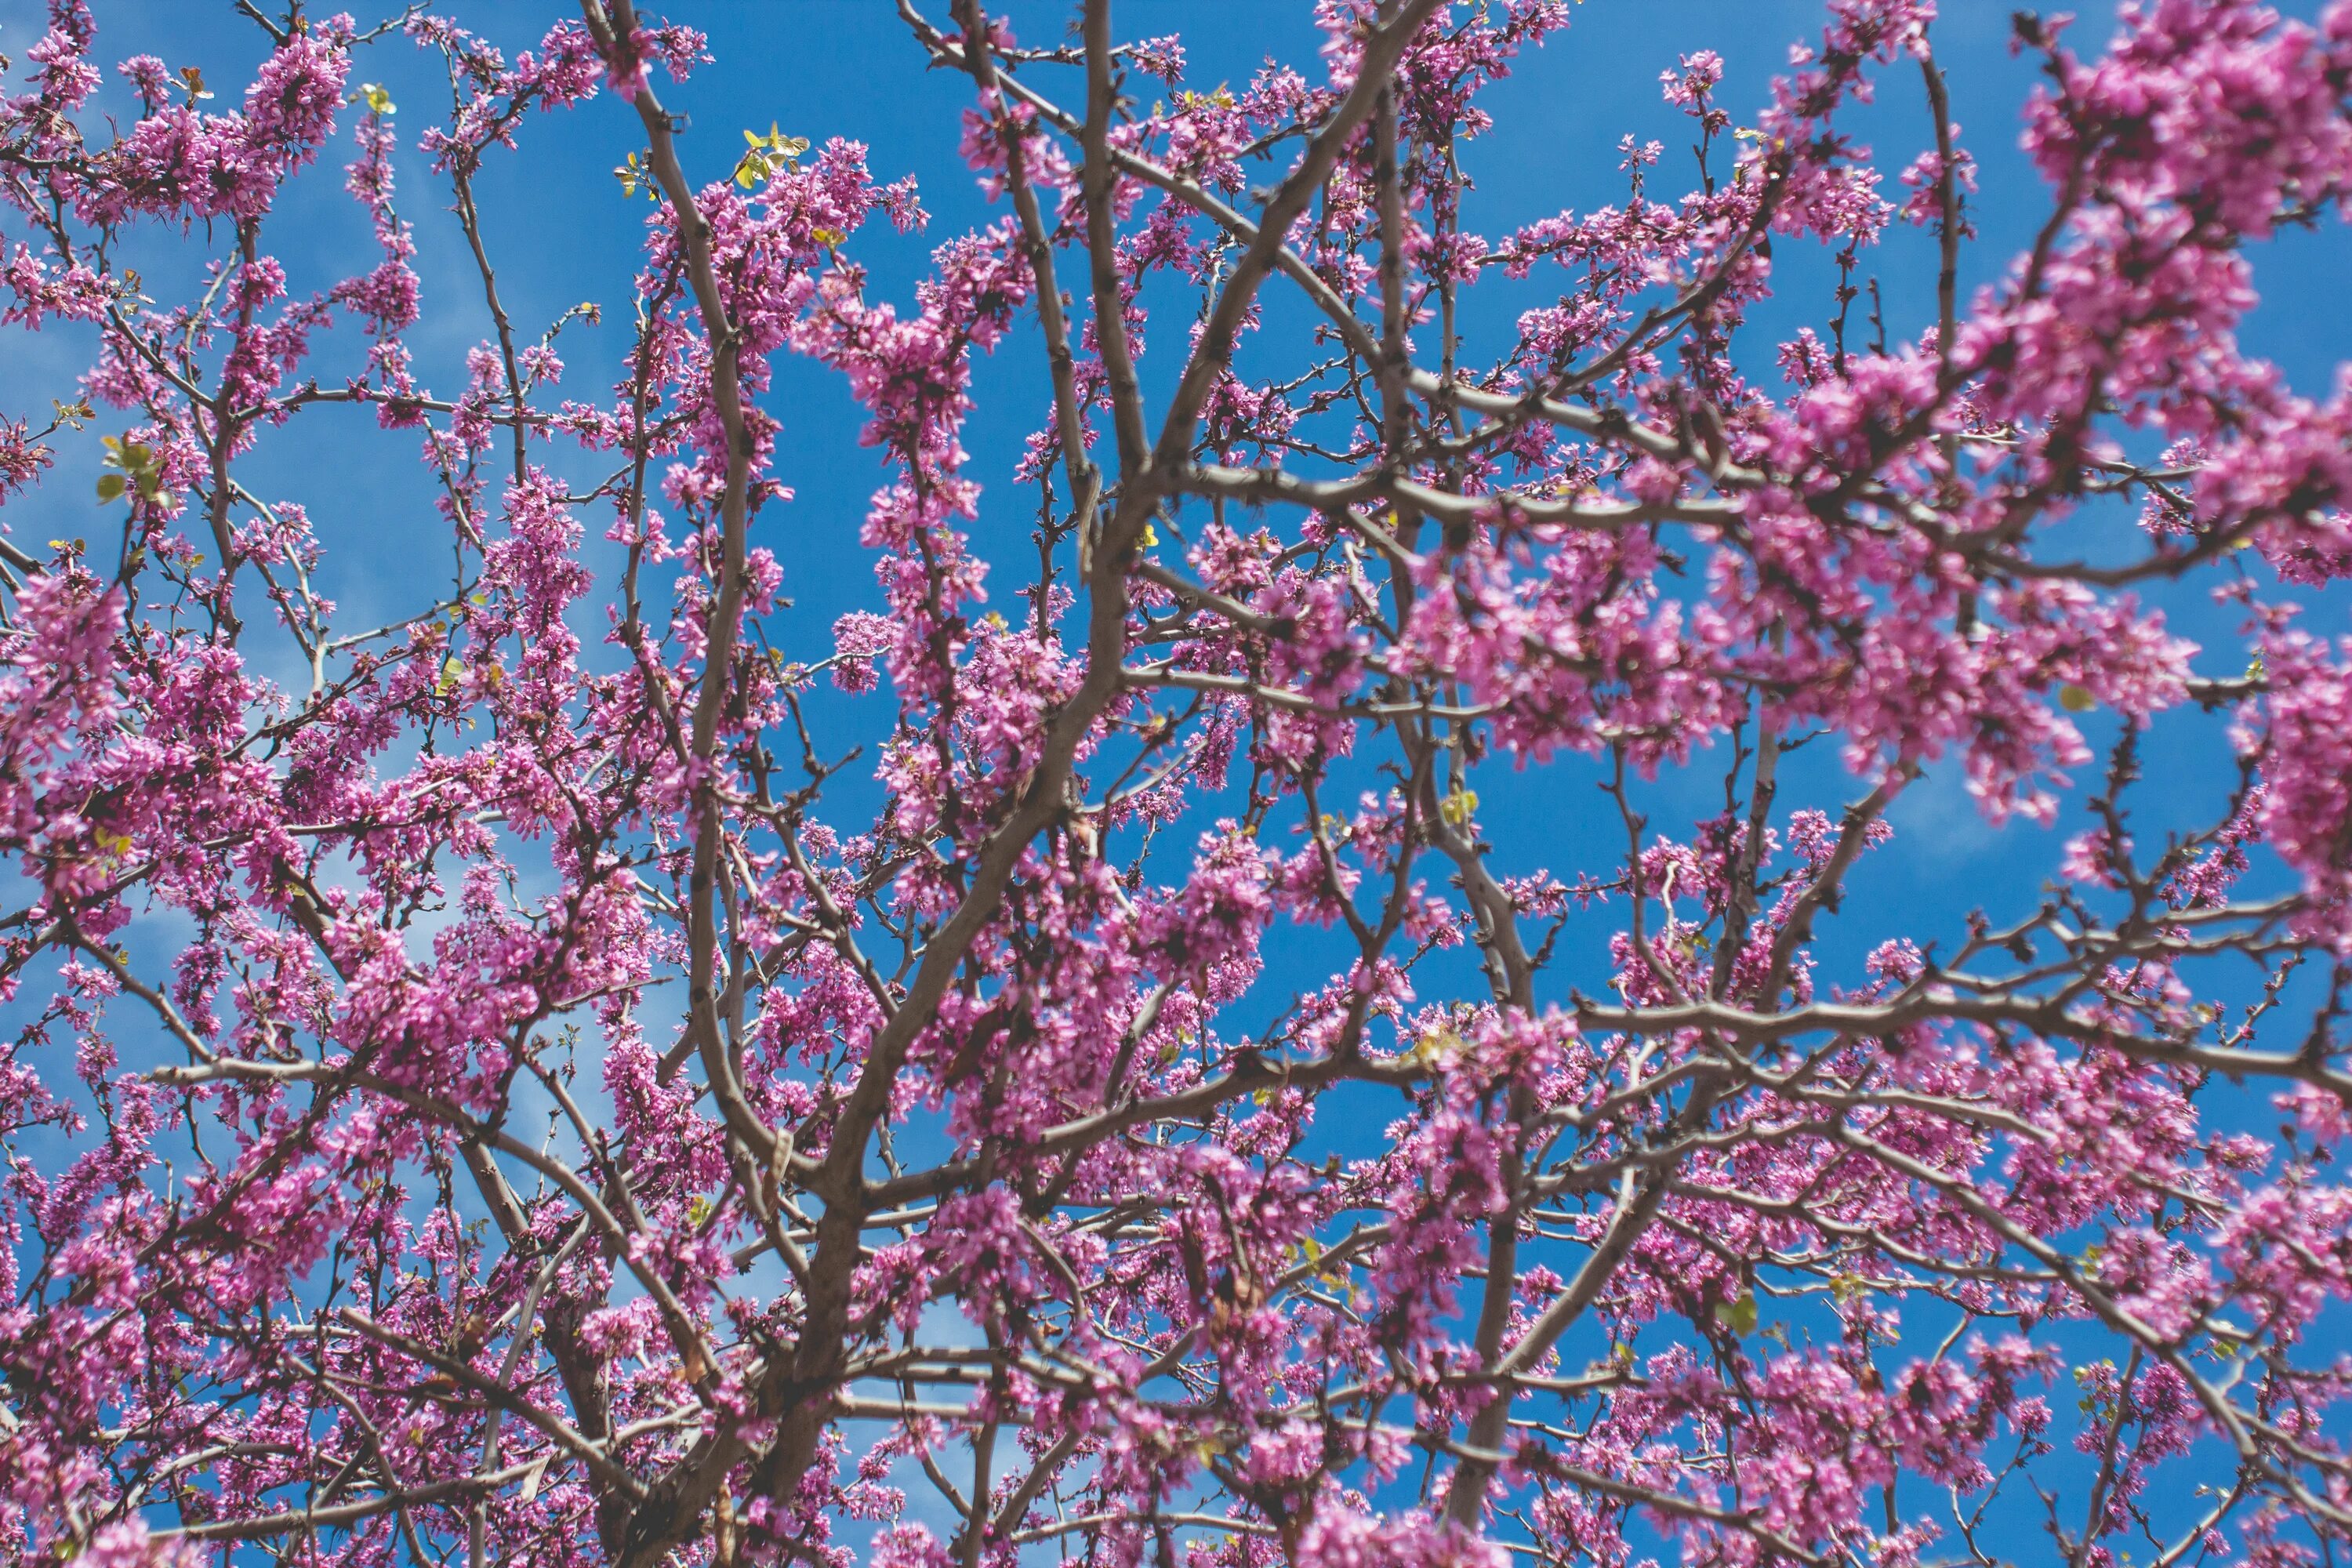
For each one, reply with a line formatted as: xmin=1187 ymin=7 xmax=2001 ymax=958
xmin=2 ymin=0 xmax=2351 ymax=1564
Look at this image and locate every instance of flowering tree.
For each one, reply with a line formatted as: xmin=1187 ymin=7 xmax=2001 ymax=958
xmin=2 ymin=0 xmax=2351 ymax=1564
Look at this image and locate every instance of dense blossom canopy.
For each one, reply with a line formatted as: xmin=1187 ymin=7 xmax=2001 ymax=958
xmin=2 ymin=1 xmax=2350 ymax=1565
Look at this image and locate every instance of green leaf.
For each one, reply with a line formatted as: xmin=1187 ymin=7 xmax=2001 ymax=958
xmin=734 ymin=124 xmax=811 ymax=191
xmin=615 ymin=152 xmax=656 ymax=201
xmin=1715 ymin=1292 xmax=1759 ymax=1336
xmin=95 ymin=473 xmax=126 ymax=503
xmin=2056 ymin=682 xmax=2096 ymax=713
xmin=1409 ymin=1026 xmax=1465 ymax=1069
xmin=750 ymin=123 xmax=809 ymax=159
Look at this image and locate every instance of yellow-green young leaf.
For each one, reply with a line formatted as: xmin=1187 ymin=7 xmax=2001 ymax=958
xmin=1715 ymin=1293 xmax=1759 ymax=1336
xmin=2057 ymin=682 xmax=2097 ymax=713
xmin=359 ymin=82 xmax=395 ymax=114
xmin=1409 ymin=1026 xmax=1465 ymax=1069
xmin=438 ymin=656 xmax=464 ymax=695
xmin=811 ymin=227 xmax=846 ymax=246
xmin=95 ymin=473 xmax=126 ymax=503
xmin=1438 ymin=786 xmax=1479 ymax=827
xmin=753 ymin=123 xmax=809 ymax=159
